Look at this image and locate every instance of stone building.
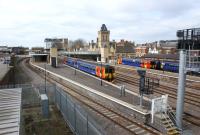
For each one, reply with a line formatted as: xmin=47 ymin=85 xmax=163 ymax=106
xmin=88 ymin=40 xmax=98 ymax=52
xmin=88 ymin=24 xmax=137 ymax=62
xmin=88 ymin=24 xmax=113 ymax=62
xmin=97 ymin=24 xmax=110 ymax=62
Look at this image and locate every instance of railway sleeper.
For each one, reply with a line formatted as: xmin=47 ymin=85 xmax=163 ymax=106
xmin=130 ymin=127 xmax=141 ymax=131
xmin=126 ymin=124 xmax=137 ymax=129
xmin=107 ymin=113 xmax=116 ymax=117
xmin=110 ymin=115 xmax=119 ymax=119
xmin=135 ymin=129 xmax=146 ymax=134
xmin=103 ymin=111 xmax=113 ymax=115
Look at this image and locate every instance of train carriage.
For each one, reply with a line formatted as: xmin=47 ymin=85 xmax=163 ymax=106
xmin=65 ymin=57 xmax=77 ymax=67
xmin=163 ymin=62 xmax=179 ymax=72
xmin=122 ymin=58 xmax=141 ymax=67
xmin=77 ymin=61 xmax=96 ymax=75
xmin=64 ymin=57 xmax=115 ymax=81
xmin=119 ymin=57 xmax=179 ymax=73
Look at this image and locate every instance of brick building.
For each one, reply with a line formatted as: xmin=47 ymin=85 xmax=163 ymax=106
xmin=135 ymin=44 xmax=148 ymax=57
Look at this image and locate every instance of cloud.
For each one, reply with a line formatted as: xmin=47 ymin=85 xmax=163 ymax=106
xmin=0 ymin=0 xmax=200 ymax=47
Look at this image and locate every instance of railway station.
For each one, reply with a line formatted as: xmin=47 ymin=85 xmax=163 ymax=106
xmin=23 ymin=26 xmax=199 ymax=134
xmin=1 ymin=26 xmax=199 ymax=135
xmin=23 ymin=46 xmax=199 ymax=135
xmin=1 ymin=2 xmax=200 ymax=133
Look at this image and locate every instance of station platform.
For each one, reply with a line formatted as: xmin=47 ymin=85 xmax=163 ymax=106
xmin=33 ymin=62 xmax=151 ymax=117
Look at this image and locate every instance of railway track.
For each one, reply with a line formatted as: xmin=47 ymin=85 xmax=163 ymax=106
xmin=146 ymin=73 xmax=200 ymax=90
xmin=115 ymin=72 xmax=200 ymax=108
xmin=115 ymin=72 xmax=200 ymax=126
xmin=114 ymin=66 xmax=200 ymax=90
xmin=26 ymin=61 xmax=161 ymax=135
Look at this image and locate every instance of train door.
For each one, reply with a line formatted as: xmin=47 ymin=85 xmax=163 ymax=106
xmin=51 ymin=57 xmax=57 ymax=68
xmin=96 ymin=66 xmax=101 ymax=77
xmin=101 ymin=67 xmax=105 ymax=79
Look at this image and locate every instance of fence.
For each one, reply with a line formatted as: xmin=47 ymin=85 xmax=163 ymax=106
xmin=55 ymin=86 xmax=105 ymax=135
xmin=186 ymin=50 xmax=200 ymax=72
xmin=0 ymin=84 xmax=105 ymax=135
xmin=0 ymin=84 xmax=55 ymax=107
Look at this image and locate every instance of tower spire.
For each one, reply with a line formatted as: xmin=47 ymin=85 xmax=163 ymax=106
xmin=101 ymin=24 xmax=108 ymax=31
xmin=98 ymin=24 xmax=110 ymax=62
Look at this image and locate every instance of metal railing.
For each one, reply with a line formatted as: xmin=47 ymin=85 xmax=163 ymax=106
xmin=186 ymin=50 xmax=200 ymax=72
xmin=166 ymin=104 xmax=182 ymax=133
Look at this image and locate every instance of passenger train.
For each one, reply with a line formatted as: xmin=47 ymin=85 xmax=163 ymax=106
xmin=64 ymin=57 xmax=115 ymax=81
xmin=118 ymin=58 xmax=179 ymax=73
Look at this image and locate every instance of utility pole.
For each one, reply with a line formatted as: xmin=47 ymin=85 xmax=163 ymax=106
xmin=176 ymin=50 xmax=186 ymax=129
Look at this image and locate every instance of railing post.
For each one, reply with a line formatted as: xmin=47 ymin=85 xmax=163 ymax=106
xmin=74 ymin=104 xmax=76 ymax=133
xmin=86 ymin=115 xmax=88 ymax=135
xmin=66 ymin=94 xmax=68 ymax=119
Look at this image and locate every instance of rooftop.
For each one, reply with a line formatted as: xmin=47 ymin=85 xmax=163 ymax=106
xmin=116 ymin=43 xmax=135 ymax=53
xmin=141 ymin=54 xmax=179 ymax=60
xmin=0 ymin=88 xmax=22 ymax=135
xmin=100 ymin=24 xmax=108 ymax=31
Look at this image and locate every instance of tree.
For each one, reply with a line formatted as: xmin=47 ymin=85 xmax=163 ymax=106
xmin=71 ymin=39 xmax=86 ymax=51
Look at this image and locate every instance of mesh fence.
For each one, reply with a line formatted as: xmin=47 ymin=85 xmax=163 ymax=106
xmin=55 ymin=86 xmax=105 ymax=135
xmin=0 ymin=84 xmax=105 ymax=135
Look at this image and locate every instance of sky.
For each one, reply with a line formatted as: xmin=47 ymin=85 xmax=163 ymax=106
xmin=0 ymin=0 xmax=200 ymax=47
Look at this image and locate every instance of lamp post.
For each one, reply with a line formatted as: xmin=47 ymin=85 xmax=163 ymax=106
xmin=74 ymin=55 xmax=77 ymax=75
xmin=12 ymin=62 xmax=15 ymax=87
xmin=45 ymin=63 xmax=47 ymax=93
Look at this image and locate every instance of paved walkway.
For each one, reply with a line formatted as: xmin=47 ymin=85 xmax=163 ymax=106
xmin=35 ymin=63 xmax=151 ymax=113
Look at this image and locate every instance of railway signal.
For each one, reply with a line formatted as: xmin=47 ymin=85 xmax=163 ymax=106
xmin=137 ymin=69 xmax=160 ymax=107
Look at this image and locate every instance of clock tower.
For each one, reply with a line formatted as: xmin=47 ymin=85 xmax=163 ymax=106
xmin=98 ymin=24 xmax=110 ymax=62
